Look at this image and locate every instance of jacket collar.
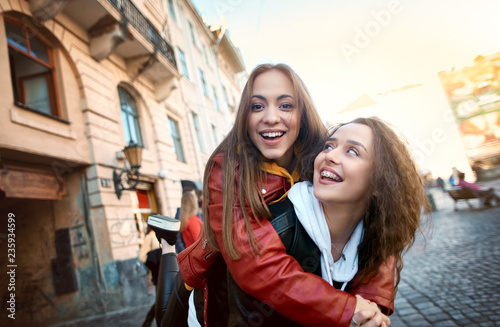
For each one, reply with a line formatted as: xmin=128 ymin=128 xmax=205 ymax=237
xmin=260 ymin=161 xmax=300 ymax=204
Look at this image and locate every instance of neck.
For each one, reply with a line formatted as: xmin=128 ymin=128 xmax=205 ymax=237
xmin=275 ymin=148 xmax=296 ymax=173
xmin=322 ymin=202 xmax=365 ymax=246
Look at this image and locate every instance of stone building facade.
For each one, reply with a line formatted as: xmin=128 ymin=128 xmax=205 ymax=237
xmin=0 ymin=0 xmax=245 ymax=325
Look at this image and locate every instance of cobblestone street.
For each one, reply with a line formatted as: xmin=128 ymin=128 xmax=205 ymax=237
xmin=54 ymin=181 xmax=500 ymax=327
xmin=390 ymin=182 xmax=500 ymax=327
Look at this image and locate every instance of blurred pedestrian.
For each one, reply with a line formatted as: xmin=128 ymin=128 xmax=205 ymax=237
xmin=436 ymin=177 xmax=445 ymax=191
xmin=449 ymin=167 xmax=457 ymax=186
xmin=179 ymin=191 xmax=202 ymax=247
xmin=457 ymin=172 xmax=500 ymax=207
xmin=471 ymin=161 xmax=483 ymax=181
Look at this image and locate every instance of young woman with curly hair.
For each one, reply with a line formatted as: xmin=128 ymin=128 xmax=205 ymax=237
xmin=292 ymin=117 xmax=429 ymax=298
xmin=154 ymin=66 xmax=397 ymax=327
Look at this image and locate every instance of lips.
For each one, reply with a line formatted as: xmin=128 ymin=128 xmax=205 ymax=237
xmin=260 ymin=131 xmax=285 ymax=139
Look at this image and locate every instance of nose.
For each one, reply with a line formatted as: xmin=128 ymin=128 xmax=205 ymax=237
xmin=325 ymin=147 xmax=340 ymax=164
xmin=262 ymin=107 xmax=280 ymax=125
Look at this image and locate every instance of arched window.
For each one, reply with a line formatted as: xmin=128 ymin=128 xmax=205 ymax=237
xmin=5 ymin=19 xmax=60 ymax=117
xmin=118 ymin=87 xmax=143 ymax=146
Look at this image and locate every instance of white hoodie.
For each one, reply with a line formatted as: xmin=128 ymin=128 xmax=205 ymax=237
xmin=288 ymin=181 xmax=364 ymax=291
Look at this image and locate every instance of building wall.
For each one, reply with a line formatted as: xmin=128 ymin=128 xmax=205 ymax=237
xmin=0 ymin=0 xmax=244 ymax=324
xmin=0 ymin=14 xmax=90 ymax=166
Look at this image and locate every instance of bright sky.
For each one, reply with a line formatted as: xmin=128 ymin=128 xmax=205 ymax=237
xmin=192 ymin=0 xmax=500 ymax=179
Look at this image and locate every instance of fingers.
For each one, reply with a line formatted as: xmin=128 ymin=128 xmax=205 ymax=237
xmin=384 ymin=313 xmax=391 ymax=326
xmin=360 ymin=311 xmax=383 ymax=327
xmin=353 ymin=295 xmax=391 ymax=327
xmin=352 ymin=310 xmax=374 ymax=324
xmin=353 ymin=310 xmax=391 ymax=327
xmin=366 ymin=301 xmax=390 ymax=325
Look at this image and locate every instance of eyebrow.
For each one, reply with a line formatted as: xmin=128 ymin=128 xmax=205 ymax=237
xmin=251 ymin=94 xmax=295 ymax=101
xmin=328 ymin=137 xmax=368 ymax=153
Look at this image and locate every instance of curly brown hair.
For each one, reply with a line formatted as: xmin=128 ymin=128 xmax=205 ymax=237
xmin=303 ymin=116 xmax=430 ymax=292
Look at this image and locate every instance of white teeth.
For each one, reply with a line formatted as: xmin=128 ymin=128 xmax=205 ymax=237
xmin=261 ymin=132 xmax=284 ymax=138
xmin=321 ymin=170 xmax=342 ymax=182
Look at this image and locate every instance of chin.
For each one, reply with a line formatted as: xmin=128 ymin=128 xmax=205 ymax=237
xmin=313 ymin=187 xmax=328 ymax=202
xmin=263 ymin=151 xmax=286 ymax=162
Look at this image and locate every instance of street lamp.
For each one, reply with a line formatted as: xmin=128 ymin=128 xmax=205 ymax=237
xmin=113 ymin=142 xmax=143 ymax=199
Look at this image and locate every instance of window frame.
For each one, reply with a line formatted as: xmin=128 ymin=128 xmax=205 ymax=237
xmin=168 ymin=117 xmax=186 ymax=162
xmin=191 ymin=112 xmax=205 ymax=153
xmin=212 ymin=85 xmax=220 ymax=111
xmin=202 ymin=45 xmax=209 ymax=65
xmin=118 ymin=87 xmax=144 ymax=146
xmin=221 ymin=85 xmax=229 ymax=105
xmin=167 ymin=0 xmax=177 ymax=23
xmin=199 ymin=68 xmax=208 ymax=97
xmin=188 ymin=21 xmax=197 ymax=47
xmin=18 ymin=71 xmax=57 ymax=115
xmin=177 ymin=47 xmax=189 ymax=78
xmin=5 ymin=19 xmax=61 ymax=118
xmin=211 ymin=123 xmax=218 ymax=146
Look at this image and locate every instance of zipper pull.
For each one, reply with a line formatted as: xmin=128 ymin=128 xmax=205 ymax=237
xmin=202 ymin=239 xmax=208 ymax=249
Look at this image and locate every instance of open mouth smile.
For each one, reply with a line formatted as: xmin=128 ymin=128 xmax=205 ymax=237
xmin=320 ymin=170 xmax=343 ymax=182
xmin=260 ymin=131 xmax=284 ymax=139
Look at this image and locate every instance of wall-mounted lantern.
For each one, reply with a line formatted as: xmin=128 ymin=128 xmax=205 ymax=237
xmin=113 ymin=142 xmax=143 ymax=199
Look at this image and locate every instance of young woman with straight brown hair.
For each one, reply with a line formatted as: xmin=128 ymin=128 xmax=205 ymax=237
xmin=169 ymin=64 xmax=394 ymax=327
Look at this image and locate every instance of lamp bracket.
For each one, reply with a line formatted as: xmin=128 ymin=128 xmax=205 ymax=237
xmin=113 ymin=166 xmax=140 ymax=199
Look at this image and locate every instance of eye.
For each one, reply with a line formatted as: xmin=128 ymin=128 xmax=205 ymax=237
xmin=279 ymin=103 xmax=294 ymax=110
xmin=347 ymin=148 xmax=359 ymax=156
xmin=251 ymin=103 xmax=264 ymax=111
xmin=323 ymin=143 xmax=334 ymax=150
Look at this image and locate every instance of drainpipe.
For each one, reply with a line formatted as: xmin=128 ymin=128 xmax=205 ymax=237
xmin=81 ymin=173 xmax=106 ymax=298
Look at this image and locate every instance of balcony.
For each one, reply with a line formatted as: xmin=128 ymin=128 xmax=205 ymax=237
xmin=60 ymin=0 xmax=179 ymax=92
xmin=107 ymin=0 xmax=176 ymax=69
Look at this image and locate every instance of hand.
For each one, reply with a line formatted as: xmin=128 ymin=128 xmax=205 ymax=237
xmin=352 ymin=310 xmax=390 ymax=327
xmin=353 ymin=294 xmax=376 ymax=313
xmin=353 ymin=295 xmax=390 ymax=327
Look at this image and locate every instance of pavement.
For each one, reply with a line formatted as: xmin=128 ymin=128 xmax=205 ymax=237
xmin=390 ymin=178 xmax=500 ymax=327
xmin=52 ymin=179 xmax=500 ymax=327
xmin=52 ymin=294 xmax=155 ymax=327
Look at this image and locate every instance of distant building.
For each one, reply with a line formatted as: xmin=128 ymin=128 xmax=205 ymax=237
xmin=0 ymin=0 xmax=245 ymax=325
xmin=438 ymin=52 xmax=500 ymax=179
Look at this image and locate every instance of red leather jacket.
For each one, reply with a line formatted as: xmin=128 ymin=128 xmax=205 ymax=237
xmin=178 ymin=153 xmax=395 ymax=326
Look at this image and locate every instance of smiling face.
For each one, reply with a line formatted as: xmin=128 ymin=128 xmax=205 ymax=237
xmin=313 ymin=123 xmax=374 ymax=207
xmin=246 ymin=69 xmax=301 ymax=169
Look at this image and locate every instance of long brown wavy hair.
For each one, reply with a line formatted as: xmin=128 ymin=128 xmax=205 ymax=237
xmin=202 ymin=63 xmax=327 ymax=259
xmin=303 ymin=116 xmax=430 ymax=292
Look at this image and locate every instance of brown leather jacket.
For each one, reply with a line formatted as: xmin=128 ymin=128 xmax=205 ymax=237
xmin=178 ymin=153 xmax=395 ymax=326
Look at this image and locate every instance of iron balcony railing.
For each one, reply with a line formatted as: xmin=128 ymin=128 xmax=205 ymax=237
xmin=108 ymin=0 xmax=177 ymax=70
